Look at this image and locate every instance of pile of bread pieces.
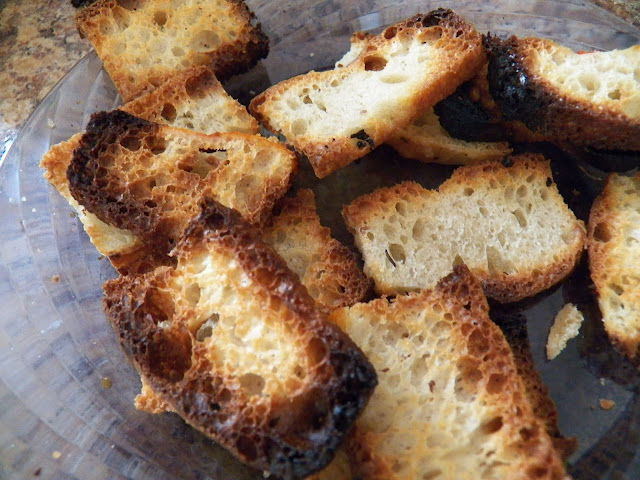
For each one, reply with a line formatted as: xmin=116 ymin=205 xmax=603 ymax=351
xmin=40 ymin=1 xmax=640 ymax=479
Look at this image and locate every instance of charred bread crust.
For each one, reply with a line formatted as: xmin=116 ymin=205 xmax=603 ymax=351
xmin=250 ymin=9 xmax=485 ymax=178
xmin=67 ymin=109 xmax=296 ymax=272
xmin=76 ymin=0 xmax=269 ymax=101
xmin=103 ymin=199 xmax=377 ymax=478
xmin=485 ymin=35 xmax=640 ymax=151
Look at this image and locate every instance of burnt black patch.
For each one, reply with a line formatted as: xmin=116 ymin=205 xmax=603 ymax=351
xmin=350 ymin=129 xmax=374 ymax=149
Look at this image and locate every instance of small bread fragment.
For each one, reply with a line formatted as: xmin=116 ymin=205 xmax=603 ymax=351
xmin=546 ymin=303 xmax=584 ymax=360
xmin=587 ymin=172 xmax=640 ymax=359
xmin=250 ymin=9 xmax=485 ymax=178
xmin=387 ymin=108 xmax=512 ymax=165
xmin=102 ymin=199 xmax=377 ymax=478
xmin=65 ymin=110 xmax=296 ymax=273
xmin=328 ymin=265 xmax=567 ymax=480
xmin=262 ymin=189 xmax=372 ymax=313
xmin=343 ymin=154 xmax=586 ymax=302
xmin=486 ymin=35 xmax=640 ymax=151
xmin=76 ymin=0 xmax=269 ymax=101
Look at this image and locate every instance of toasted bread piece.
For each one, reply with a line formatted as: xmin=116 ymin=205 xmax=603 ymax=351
xmin=75 ymin=0 xmax=269 ymax=101
xmin=64 ymin=110 xmax=296 ymax=273
xmin=121 ymin=65 xmax=260 ymax=135
xmin=387 ymin=108 xmax=512 ymax=165
xmin=587 ymin=172 xmax=640 ymax=359
xmin=486 ymin=35 xmax=640 ymax=151
xmin=328 ymin=266 xmax=567 ymax=480
xmin=343 ymin=154 xmax=586 ymax=302
xmin=546 ymin=303 xmax=584 ymax=360
xmin=102 ymin=199 xmax=377 ymax=478
xmin=249 ymin=9 xmax=485 ymax=178
xmin=41 ymin=67 xmax=264 ymax=271
xmin=335 ymin=32 xmax=512 ymax=165
xmin=262 ymin=189 xmax=371 ymax=314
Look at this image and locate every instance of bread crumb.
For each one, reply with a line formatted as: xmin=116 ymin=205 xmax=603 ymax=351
xmin=100 ymin=377 xmax=112 ymax=389
xmin=599 ymin=399 xmax=615 ymax=410
xmin=50 ymin=275 xmax=60 ymax=283
xmin=51 ymin=451 xmax=61 ymax=459
xmin=546 ymin=303 xmax=584 ymax=360
xmin=47 ymin=118 xmax=55 ymax=128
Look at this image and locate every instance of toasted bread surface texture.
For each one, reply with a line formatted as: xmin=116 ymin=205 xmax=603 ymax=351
xmin=249 ymin=9 xmax=485 ymax=178
xmin=76 ymin=0 xmax=269 ymax=101
xmin=486 ymin=35 xmax=640 ymax=151
xmin=328 ymin=266 xmax=566 ymax=480
xmin=262 ymin=189 xmax=371 ymax=313
xmin=103 ymin=199 xmax=377 ymax=478
xmin=121 ymin=65 xmax=260 ymax=135
xmin=343 ymin=154 xmax=586 ymax=302
xmin=587 ymin=172 xmax=640 ymax=359
xmin=66 ymin=110 xmax=296 ymax=273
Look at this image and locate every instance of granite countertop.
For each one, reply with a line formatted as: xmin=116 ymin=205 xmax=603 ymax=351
xmin=0 ymin=0 xmax=639 ymax=163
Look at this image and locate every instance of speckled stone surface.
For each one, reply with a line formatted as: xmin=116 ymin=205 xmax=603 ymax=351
xmin=0 ymin=0 xmax=638 ymax=163
xmin=0 ymin=0 xmax=90 ymax=161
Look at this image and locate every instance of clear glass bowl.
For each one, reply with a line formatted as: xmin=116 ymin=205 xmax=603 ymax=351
xmin=1 ymin=1 xmax=639 ymax=479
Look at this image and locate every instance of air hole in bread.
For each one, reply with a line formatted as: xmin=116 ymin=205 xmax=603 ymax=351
xmin=145 ymin=287 xmax=175 ymax=324
xmin=592 ymin=222 xmax=613 ymax=242
xmin=161 ymin=103 xmax=177 ymax=122
xmin=120 ymin=136 xmax=141 ymax=151
xmin=236 ymin=436 xmax=258 ymax=462
xmin=481 ymin=416 xmax=504 ymax=434
xmin=486 ymin=373 xmax=506 ymax=394
xmin=412 ymin=219 xmax=425 ymax=240
xmin=234 ymin=175 xmax=260 ymax=212
xmin=384 ymin=26 xmax=397 ymax=39
xmin=486 ymin=246 xmax=516 ymax=275
xmin=468 ymin=330 xmax=489 ymax=357
xmin=512 ymin=208 xmax=527 ymax=228
xmin=422 ymin=469 xmax=443 ymax=480
xmin=116 ymin=0 xmax=140 ymax=10
xmin=153 ymin=10 xmax=167 ymax=27
xmin=526 ymin=465 xmax=549 ymax=478
xmin=195 ymin=314 xmax=219 ymax=341
xmin=184 ymin=283 xmax=201 ymax=306
xmin=608 ymin=89 xmax=621 ymax=100
xmin=364 ymin=55 xmax=388 ymax=72
xmin=463 ymin=187 xmax=474 ymax=196
xmin=380 ymin=74 xmax=408 ymax=84
xmin=578 ymin=74 xmax=599 ymax=92
xmin=190 ymin=30 xmax=221 ymax=52
xmin=171 ymin=46 xmax=184 ymax=57
xmin=516 ymin=185 xmax=528 ymax=198
xmin=238 ymin=373 xmax=266 ymax=396
xmin=388 ymin=243 xmax=406 ymax=264
xmin=610 ymin=284 xmax=624 ymax=296
xmin=149 ymin=138 xmax=167 ymax=155
xmin=291 ymin=118 xmax=307 ymax=135
xmin=147 ymin=326 xmax=192 ymax=382
xmin=185 ymin=76 xmax=208 ymax=99
xmin=113 ymin=8 xmax=131 ymax=30
xmin=455 ymin=357 xmax=482 ymax=402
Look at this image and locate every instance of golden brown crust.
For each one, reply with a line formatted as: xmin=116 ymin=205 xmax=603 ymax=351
xmin=67 ymin=110 xmax=296 ymax=274
xmin=343 ymin=154 xmax=586 ymax=303
xmin=587 ymin=172 xmax=640 ymax=359
xmin=250 ymin=9 xmax=485 ymax=178
xmin=103 ymin=199 xmax=377 ymax=478
xmin=486 ymin=35 xmax=640 ymax=151
xmin=263 ymin=189 xmax=372 ymax=314
xmin=329 ymin=266 xmax=567 ymax=480
xmin=76 ymin=0 xmax=269 ymax=101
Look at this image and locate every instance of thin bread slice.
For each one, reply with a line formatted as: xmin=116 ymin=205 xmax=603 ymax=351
xmin=342 ymin=153 xmax=586 ymax=302
xmin=587 ymin=172 xmax=640 ymax=359
xmin=249 ymin=9 xmax=485 ymax=178
xmin=103 ymin=199 xmax=377 ymax=478
xmin=76 ymin=0 xmax=269 ymax=101
xmin=485 ymin=35 xmax=640 ymax=151
xmin=65 ymin=110 xmax=296 ymax=273
xmin=387 ymin=108 xmax=512 ymax=165
xmin=328 ymin=265 xmax=567 ymax=480
xmin=262 ymin=189 xmax=371 ymax=314
xmin=121 ymin=65 xmax=260 ymax=135
xmin=335 ymin=32 xmax=512 ymax=166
